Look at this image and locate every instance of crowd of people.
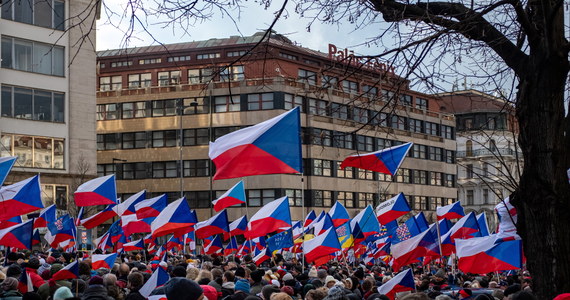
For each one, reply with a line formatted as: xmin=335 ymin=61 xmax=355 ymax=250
xmin=0 ymin=250 xmax=544 ymax=300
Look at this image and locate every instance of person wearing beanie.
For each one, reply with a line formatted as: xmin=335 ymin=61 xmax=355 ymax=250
xmin=201 ymin=285 xmax=220 ymax=300
xmin=1 ymin=277 xmax=23 ymax=300
xmin=164 ymin=277 xmax=203 ymax=300
xmin=308 ymin=267 xmax=318 ymax=279
xmin=250 ymin=269 xmax=265 ymax=296
xmin=37 ymin=264 xmax=72 ymax=300
xmin=6 ymin=264 xmax=22 ymax=279
xmin=262 ymin=285 xmax=280 ymax=300
xmin=234 ymin=279 xmax=251 ymax=294
xmin=53 ymin=286 xmax=73 ymax=300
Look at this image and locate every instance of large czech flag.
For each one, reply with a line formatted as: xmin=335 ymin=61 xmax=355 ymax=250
xmin=0 ymin=219 xmax=33 ymax=249
xmin=203 ymin=235 xmax=223 ymax=255
xmin=224 ymin=215 xmax=248 ymax=240
xmin=0 ymin=175 xmax=43 ymax=220
xmin=151 ymin=197 xmax=197 ymax=238
xmin=350 ymin=205 xmax=380 ymax=238
xmin=0 ymin=156 xmax=17 ymax=186
xmin=0 ymin=216 xmax=22 ymax=229
xmin=456 ymin=234 xmax=522 ymax=273
xmin=329 ymin=201 xmax=350 ymax=227
xmin=123 ymin=238 xmax=145 ymax=252
xmin=340 ymin=142 xmax=413 ymax=175
xmin=139 ymin=267 xmax=170 ymax=298
xmin=375 ymin=193 xmax=411 ymax=225
xmin=209 ymin=107 xmax=302 ymax=180
xmin=212 ymin=181 xmax=246 ymax=211
xmin=51 ymin=260 xmax=79 ymax=281
xmin=303 ymin=227 xmax=341 ymax=263
xmin=195 ymin=210 xmax=229 ymax=239
xmin=253 ymin=247 xmax=272 ymax=266
xmin=224 ymin=236 xmax=239 ymax=255
xmin=440 ymin=212 xmax=481 ymax=256
xmin=115 ymin=190 xmax=146 ymax=216
xmin=33 ymin=204 xmax=56 ymax=228
xmin=245 ymin=196 xmax=291 ymax=239
xmin=135 ymin=194 xmax=167 ymax=220
xmin=436 ymin=201 xmax=465 ymax=220
xmin=92 ymin=253 xmax=118 ymax=270
xmin=122 ymin=214 xmax=151 ymax=236
xmin=376 ymin=269 xmax=415 ymax=300
xmin=80 ymin=204 xmax=117 ymax=229
xmin=391 ymin=224 xmax=440 ymax=272
xmin=74 ymin=174 xmax=117 ymax=207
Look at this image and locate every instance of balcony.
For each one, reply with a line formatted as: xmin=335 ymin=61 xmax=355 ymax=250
xmin=456 ymin=148 xmax=519 ymax=158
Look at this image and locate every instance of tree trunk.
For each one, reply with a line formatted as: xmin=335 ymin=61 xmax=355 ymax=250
xmin=512 ymin=52 xmax=570 ymax=299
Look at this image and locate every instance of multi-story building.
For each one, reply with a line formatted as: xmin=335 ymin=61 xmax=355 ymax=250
xmin=436 ymin=90 xmax=521 ymax=228
xmin=0 ymin=0 xmax=99 ymax=212
xmin=96 ymin=32 xmax=458 ymax=223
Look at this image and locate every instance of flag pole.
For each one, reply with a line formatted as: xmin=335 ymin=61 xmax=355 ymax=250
xmin=435 ymin=218 xmax=444 ymax=265
xmin=300 ymin=173 xmax=305 ymax=273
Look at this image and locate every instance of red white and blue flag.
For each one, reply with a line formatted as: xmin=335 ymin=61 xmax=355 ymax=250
xmin=51 ymin=260 xmax=79 ymax=281
xmin=0 ymin=219 xmax=33 ymax=249
xmin=135 ymin=194 xmax=167 ymax=221
xmin=151 ymin=197 xmax=197 ymax=238
xmin=329 ymin=201 xmax=350 ymax=227
xmin=45 ymin=215 xmax=76 ymax=248
xmin=340 ymin=142 xmax=413 ymax=176
xmin=122 ymin=214 xmax=151 ymax=236
xmin=224 ymin=236 xmax=239 ymax=255
xmin=391 ymin=224 xmax=440 ymax=272
xmin=303 ymin=227 xmax=341 ymax=263
xmin=376 ymin=269 xmax=415 ymax=300
xmin=209 ymin=107 xmax=302 ymax=180
xmin=0 ymin=156 xmax=17 ymax=186
xmin=304 ymin=210 xmax=317 ymax=228
xmin=139 ymin=267 xmax=170 ymax=298
xmin=123 ymin=238 xmax=145 ymax=252
xmin=375 ymin=193 xmax=411 ymax=225
xmin=0 ymin=175 xmax=43 ymax=220
xmin=224 ymin=215 xmax=248 ymax=240
xmin=0 ymin=215 xmax=22 ymax=229
xmin=312 ymin=212 xmax=334 ymax=236
xmin=245 ymin=196 xmax=291 ymax=239
xmin=195 ymin=210 xmax=229 ymax=239
xmin=456 ymin=234 xmax=522 ymax=273
xmin=476 ymin=212 xmax=490 ymax=236
xmin=253 ymin=247 xmax=272 ymax=266
xmin=92 ymin=253 xmax=118 ymax=270
xmin=74 ymin=174 xmax=117 ymax=207
xmin=33 ymin=204 xmax=56 ymax=228
xmin=115 ymin=190 xmax=147 ymax=216
xmin=212 ymin=181 xmax=246 ymax=211
xmin=203 ymin=235 xmax=222 ymax=255
xmin=441 ymin=212 xmax=481 ymax=256
xmin=436 ymin=201 xmax=465 ymax=220
xmin=80 ymin=204 xmax=117 ymax=229
xmin=350 ymin=205 xmax=380 ymax=238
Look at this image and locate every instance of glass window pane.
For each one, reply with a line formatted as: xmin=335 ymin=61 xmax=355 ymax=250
xmin=1 ymin=85 xmax=12 ymax=117
xmin=33 ymin=43 xmax=52 ymax=75
xmin=14 ymin=87 xmax=32 ymax=119
xmin=1 ymin=37 xmax=12 ymax=69
xmin=34 ymin=0 xmax=52 ymax=27
xmin=14 ymin=0 xmax=33 ymax=24
xmin=34 ymin=137 xmax=52 ymax=168
xmin=54 ymin=0 xmax=65 ymax=30
xmin=33 ymin=90 xmax=52 ymax=121
xmin=14 ymin=39 xmax=32 ymax=72
xmin=1 ymin=135 xmax=12 ymax=157
xmin=13 ymin=135 xmax=33 ymax=167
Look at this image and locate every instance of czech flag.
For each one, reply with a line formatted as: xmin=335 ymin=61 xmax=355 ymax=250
xmin=34 ymin=204 xmax=56 ymax=228
xmin=0 ymin=215 xmax=22 ymax=229
xmin=95 ymin=232 xmax=113 ymax=251
xmin=122 ymin=214 xmax=151 ymax=236
xmin=312 ymin=212 xmax=334 ymax=236
xmin=436 ymin=201 xmax=465 ymax=220
xmin=350 ymin=205 xmax=380 ymax=238
xmin=135 ymin=194 xmax=167 ymax=220
xmin=123 ymin=238 xmax=145 ymax=252
xmin=92 ymin=253 xmax=118 ymax=269
xmin=212 ymin=181 xmax=246 ymax=211
xmin=329 ymin=202 xmax=350 ymax=227
xmin=209 ymin=107 xmax=303 ymax=180
xmin=303 ymin=227 xmax=341 ymax=263
xmin=340 ymin=142 xmax=413 ymax=175
xmin=32 ymin=228 xmax=41 ymax=246
xmin=151 ymin=197 xmax=197 ymax=238
xmin=224 ymin=215 xmax=248 ymax=240
xmin=0 ymin=175 xmax=43 ymax=221
xmin=440 ymin=212 xmax=481 ymax=255
xmin=139 ymin=267 xmax=170 ymax=298
xmin=375 ymin=193 xmax=411 ymax=225
xmin=253 ymin=247 xmax=272 ymax=266
xmin=456 ymin=234 xmax=522 ymax=273
xmin=224 ymin=236 xmax=239 ymax=255
xmin=391 ymin=224 xmax=440 ymax=272
xmin=0 ymin=219 xmax=33 ymax=249
xmin=203 ymin=235 xmax=222 ymax=255
xmin=477 ymin=212 xmax=490 ymax=236
xmin=245 ymin=196 xmax=291 ymax=239
xmin=80 ymin=204 xmax=117 ymax=229
xmin=115 ymin=190 xmax=146 ymax=216
xmin=0 ymin=156 xmax=17 ymax=186
xmin=304 ymin=210 xmax=317 ymax=228
xmin=166 ymin=235 xmax=183 ymax=251
xmin=52 ymin=260 xmax=79 ymax=281
xmin=74 ymin=174 xmax=117 ymax=207
xmin=376 ymin=269 xmax=415 ymax=300
xmin=195 ymin=210 xmax=229 ymax=239
xmin=414 ymin=212 xmax=430 ymax=232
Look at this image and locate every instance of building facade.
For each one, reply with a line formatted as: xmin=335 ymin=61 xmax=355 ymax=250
xmin=96 ymin=32 xmax=458 ymax=222
xmin=436 ymin=90 xmax=521 ymax=228
xmin=0 ymin=0 xmax=99 ymax=212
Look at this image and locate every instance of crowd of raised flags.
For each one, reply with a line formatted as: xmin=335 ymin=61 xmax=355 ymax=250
xmin=0 ymin=108 xmax=530 ymax=299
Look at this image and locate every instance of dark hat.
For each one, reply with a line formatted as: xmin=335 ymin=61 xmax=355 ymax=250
xmin=165 ymin=277 xmax=203 ymax=300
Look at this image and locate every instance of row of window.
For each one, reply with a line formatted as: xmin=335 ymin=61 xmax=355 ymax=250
xmin=1 ymin=0 xmax=65 ymax=30
xmin=1 ymin=84 xmax=65 ymax=122
xmin=456 ymin=113 xmax=508 ymax=131
xmin=1 ymin=36 xmax=65 ymax=77
xmin=1 ymin=134 xmax=65 ymax=169
xmin=103 ymin=51 xmax=251 ymax=69
xmin=98 ymin=160 xmax=212 ymax=179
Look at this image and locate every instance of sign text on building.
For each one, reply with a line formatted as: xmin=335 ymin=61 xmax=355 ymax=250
xmin=328 ymin=44 xmax=395 ymax=74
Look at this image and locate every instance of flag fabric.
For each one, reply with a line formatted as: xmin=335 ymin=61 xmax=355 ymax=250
xmin=209 ymin=107 xmax=302 ymax=180
xmin=303 ymin=227 xmax=341 ymax=263
xmin=212 ymin=181 xmax=246 ymax=211
xmin=329 ymin=201 xmax=350 ymax=227
xmin=51 ymin=261 xmax=79 ymax=281
xmin=253 ymin=247 xmax=272 ymax=266
xmin=74 ymin=174 xmax=117 ymax=207
xmin=18 ymin=269 xmax=34 ymax=293
xmin=340 ymin=142 xmax=413 ymax=176
xmin=495 ymin=197 xmax=518 ymax=240
xmin=312 ymin=212 xmax=334 ymax=236
xmin=165 ymin=236 xmax=184 ymax=251
xmin=224 ymin=236 xmax=239 ymax=255
xmin=80 ymin=204 xmax=117 ymax=229
xmin=115 ymin=190 xmax=146 ymax=216
xmin=436 ymin=201 xmax=465 ymax=220
xmin=0 ymin=156 xmax=17 ymax=186
xmin=304 ymin=210 xmax=317 ymax=228
xmin=456 ymin=234 xmax=522 ymax=273
xmin=32 ymin=228 xmax=41 ymax=246
xmin=45 ymin=215 xmax=76 ymax=248
xmin=335 ymin=222 xmax=354 ymax=249
xmin=350 ymin=205 xmax=380 ymax=238
xmin=267 ymin=229 xmax=294 ymax=252
xmin=224 ymin=216 xmax=248 ymax=240
xmin=0 ymin=175 xmax=43 ymax=220
xmin=414 ymin=212 xmax=430 ymax=232
xmin=440 ymin=212 xmax=481 ymax=256
xmin=123 ymin=238 xmax=145 ymax=252
xmin=195 ymin=210 xmax=229 ymax=239
xmin=151 ymin=197 xmax=197 ymax=238
xmin=33 ymin=204 xmax=56 ymax=228
xmin=0 ymin=215 xmax=22 ymax=229
xmin=477 ymin=212 xmax=490 ymax=236
xmin=375 ymin=193 xmax=411 ymax=225
xmin=92 ymin=253 xmax=118 ymax=270
xmin=122 ymin=214 xmax=151 ymax=236
xmin=135 ymin=194 xmax=168 ymax=222
xmin=0 ymin=219 xmax=33 ymax=249
xmin=203 ymin=236 xmax=223 ymax=255
xmin=139 ymin=267 xmax=170 ymax=298
xmin=245 ymin=196 xmax=291 ymax=239
xmin=391 ymin=224 xmax=440 ymax=272
xmin=376 ymin=269 xmax=415 ymax=300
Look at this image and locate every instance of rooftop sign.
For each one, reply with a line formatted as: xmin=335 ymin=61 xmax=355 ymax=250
xmin=328 ymin=44 xmax=395 ymax=74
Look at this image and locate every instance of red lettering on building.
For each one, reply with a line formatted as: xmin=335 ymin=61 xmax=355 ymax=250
xmin=328 ymin=43 xmax=396 ymax=74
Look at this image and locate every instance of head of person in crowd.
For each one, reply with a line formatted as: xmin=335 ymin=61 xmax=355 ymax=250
xmin=164 ymin=277 xmax=204 ymax=300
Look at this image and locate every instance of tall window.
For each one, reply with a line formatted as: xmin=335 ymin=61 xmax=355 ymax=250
xmin=466 ymin=164 xmax=474 ymax=178
xmin=99 ymin=76 xmax=122 ymax=91
xmin=483 ymin=189 xmax=489 ymax=204
xmin=220 ymin=65 xmax=244 ymax=81
xmin=400 ymin=94 xmax=412 ymax=106
xmin=284 ymin=94 xmax=304 ymax=111
xmin=128 ymin=73 xmax=152 ymax=88
xmin=1 ymin=36 xmax=64 ymax=76
xmin=341 ymin=80 xmax=358 ymax=93
xmin=247 ymin=93 xmax=273 ymax=110
xmin=416 ymin=97 xmax=428 ymax=110
xmin=466 ymin=190 xmax=474 ymax=205
xmin=298 ymin=69 xmax=317 ymax=85
xmin=1 ymin=133 xmax=64 ymax=169
xmin=248 ymin=189 xmax=275 ymax=206
xmin=214 ymin=95 xmax=240 ymax=112
xmin=312 ymin=159 xmax=333 ymax=176
xmin=188 ymin=68 xmax=213 ymax=84
xmin=1 ymin=85 xmax=64 ymax=122
xmin=157 ymin=71 xmax=181 ymax=86
xmin=466 ymin=140 xmax=473 ymax=156
xmin=183 ymin=160 xmax=210 ymax=177
xmin=1 ymin=0 xmax=65 ymax=30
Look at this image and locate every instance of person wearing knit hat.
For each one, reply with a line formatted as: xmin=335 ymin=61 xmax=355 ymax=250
xmin=201 ymin=285 xmax=220 ymax=300
xmin=282 ymin=273 xmax=294 ymax=282
xmin=281 ymin=286 xmax=295 ymax=297
xmin=53 ymin=286 xmax=73 ymax=300
xmin=37 ymin=264 xmax=72 ymax=300
xmin=0 ymin=277 xmax=22 ymax=299
xmin=308 ymin=267 xmax=318 ymax=279
xmin=327 ymin=286 xmax=345 ymax=300
xmin=164 ymin=277 xmax=203 ymax=300
xmin=235 ymin=279 xmax=251 ymax=294
xmin=325 ymin=276 xmax=337 ymax=288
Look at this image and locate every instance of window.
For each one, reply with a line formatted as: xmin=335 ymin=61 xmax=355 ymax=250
xmin=167 ymin=55 xmax=191 ymax=62
xmin=377 ymin=138 xmax=392 ymax=150
xmin=483 ymin=189 xmax=489 ymax=204
xmin=445 ymin=150 xmax=455 ymax=164
xmin=139 ymin=58 xmax=162 ymax=64
xmin=220 ymin=65 xmax=244 ymax=81
xmin=390 ymin=115 xmax=407 ymax=130
xmin=430 ymin=172 xmax=443 ymax=186
xmin=358 ymin=169 xmax=374 ymax=180
xmin=312 ymin=159 xmax=333 ymax=176
xmin=336 ymin=161 xmax=353 ymax=178
xmin=152 ymin=99 xmax=176 ymax=117
xmin=183 ymin=128 xmax=209 ymax=146
xmin=395 ymin=169 xmax=411 ymax=183
xmin=1 ymin=0 xmax=65 ymax=30
xmin=121 ymin=101 xmax=149 ymax=119
xmin=409 ymin=119 xmax=424 ymax=133
xmin=122 ymin=132 xmax=147 ymax=149
xmin=213 ymin=126 xmax=241 ymax=139
xmin=333 ymin=131 xmax=353 ymax=149
xmin=247 ymin=93 xmax=274 ymax=110
xmin=97 ymin=133 xmax=118 ymax=150
xmin=466 ymin=190 xmax=474 ymax=205
xmin=96 ymin=104 xmax=117 ymax=120
xmin=183 ymin=97 xmax=208 ymax=115
xmin=312 ymin=190 xmax=332 ymax=207
xmin=358 ymin=193 xmax=375 ymax=208
xmin=153 ymin=161 xmax=178 ymax=178
xmin=412 ymin=170 xmax=427 ymax=185
xmin=331 ymin=103 xmax=348 ymax=120
xmin=188 ymin=68 xmax=214 ymax=84
xmin=337 ymin=191 xmax=354 ymax=208
xmin=425 ymin=122 xmax=439 ymax=136
xmin=489 ymin=139 xmax=497 ymax=152
xmin=185 ymin=191 xmax=211 ymax=208
xmin=227 ymin=50 xmax=246 ymax=57
xmin=183 ymin=160 xmax=210 ymax=177
xmin=414 ymin=196 xmax=427 ymax=210
xmin=342 ymin=80 xmax=358 ymax=93
xmin=322 ymin=75 xmax=338 ymax=89
xmin=362 ymin=85 xmax=378 ymax=97
xmin=152 ymin=130 xmax=177 ymax=148
xmin=371 ymin=112 xmax=389 ymax=127
xmin=1 ymin=85 xmax=64 ymax=122
xmin=308 ymin=99 xmax=328 ymax=116
xmin=444 ymin=174 xmax=455 ymax=187
xmin=128 ymin=73 xmax=151 ymax=88
xmin=97 ymin=164 xmax=114 ymax=177
xmin=382 ymin=89 xmax=395 ymax=101
xmin=214 ymin=95 xmax=240 ymax=112
xmin=99 ymin=76 xmax=122 ymax=91
xmin=298 ymin=69 xmax=317 ymax=85
xmin=279 ymin=53 xmax=298 ymax=60
xmin=466 ymin=164 xmax=474 ymax=178
xmin=284 ymin=94 xmax=304 ymax=111
xmin=466 ymin=140 xmax=473 ymax=156
xmin=412 ymin=144 xmax=427 ymax=159
xmin=248 ymin=189 xmax=275 ymax=206
xmin=416 ymin=97 xmax=428 ymax=110
xmin=356 ymin=135 xmax=374 ymax=152
xmin=482 ymin=162 xmax=489 ymax=176
xmin=400 ymin=94 xmax=412 ymax=106
xmin=311 ymin=128 xmax=332 ymax=147
xmin=110 ymin=61 xmax=132 ymax=68
xmin=1 ymin=36 xmax=64 ymax=76
xmin=1 ymin=133 xmax=64 ymax=169
xmin=158 ymin=71 xmax=181 ymax=86
xmin=352 ymin=107 xmax=369 ymax=124
xmin=285 ymin=189 xmax=302 ymax=207
xmin=196 ymin=53 xmax=220 ymax=59
xmin=122 ymin=163 xmax=148 ymax=179
xmin=429 ymin=147 xmax=443 ymax=161
xmin=430 ymin=198 xmax=442 ymax=211
xmin=442 ymin=125 xmax=454 ymax=139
